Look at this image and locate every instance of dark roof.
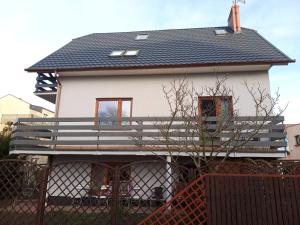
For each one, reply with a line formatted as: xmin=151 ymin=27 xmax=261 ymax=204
xmin=26 ymin=27 xmax=294 ymax=72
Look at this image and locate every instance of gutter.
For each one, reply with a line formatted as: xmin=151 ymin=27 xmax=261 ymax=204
xmin=25 ymin=59 xmax=296 ymax=73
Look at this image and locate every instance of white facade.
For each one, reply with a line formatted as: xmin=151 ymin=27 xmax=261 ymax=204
xmin=57 ymin=68 xmax=271 ymax=118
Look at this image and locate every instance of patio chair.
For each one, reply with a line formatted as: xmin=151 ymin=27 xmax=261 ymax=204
xmin=119 ymin=181 xmax=131 ymax=207
xmin=150 ymin=186 xmax=165 ymax=207
xmin=13 ymin=186 xmax=36 ymax=206
xmin=88 ymin=185 xmax=111 ymax=206
xmin=130 ymin=186 xmax=141 ymax=207
xmin=22 ymin=187 xmax=35 ymax=199
xmin=72 ymin=185 xmax=85 ymax=206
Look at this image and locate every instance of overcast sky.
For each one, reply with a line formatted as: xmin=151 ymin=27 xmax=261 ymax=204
xmin=0 ymin=0 xmax=299 ymax=123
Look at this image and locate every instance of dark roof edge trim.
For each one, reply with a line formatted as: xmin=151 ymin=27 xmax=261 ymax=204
xmin=25 ymin=59 xmax=295 ymax=73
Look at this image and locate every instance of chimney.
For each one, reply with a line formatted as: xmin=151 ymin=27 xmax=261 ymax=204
xmin=228 ymin=3 xmax=241 ymax=33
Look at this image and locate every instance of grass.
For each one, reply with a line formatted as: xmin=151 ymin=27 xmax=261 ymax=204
xmin=0 ymin=210 xmax=149 ymax=225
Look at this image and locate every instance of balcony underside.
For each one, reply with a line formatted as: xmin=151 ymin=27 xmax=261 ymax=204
xmin=34 ymin=91 xmax=57 ymax=103
xmin=34 ymin=72 xmax=58 ymax=103
xmin=10 ymin=147 xmax=286 ymax=158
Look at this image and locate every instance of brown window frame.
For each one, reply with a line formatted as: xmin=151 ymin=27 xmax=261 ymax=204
xmin=198 ymin=96 xmax=233 ymax=117
xmin=95 ymin=98 xmax=133 ymax=125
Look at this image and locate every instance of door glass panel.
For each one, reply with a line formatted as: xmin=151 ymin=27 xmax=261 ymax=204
xmin=221 ymin=99 xmax=229 ymax=114
xmin=121 ymin=100 xmax=131 ymax=125
xmin=220 ymin=98 xmax=232 ymax=120
xmin=201 ymin=99 xmax=216 ymax=117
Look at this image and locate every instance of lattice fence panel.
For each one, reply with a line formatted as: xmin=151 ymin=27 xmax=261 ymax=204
xmin=137 ymin=175 xmax=207 ymax=225
xmin=0 ymin=160 xmax=44 ymax=225
xmin=118 ymin=161 xmax=191 ymax=225
xmin=44 ymin=161 xmax=114 ymax=225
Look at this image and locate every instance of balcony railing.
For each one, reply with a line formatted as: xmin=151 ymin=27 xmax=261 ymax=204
xmin=34 ymin=72 xmax=58 ymax=103
xmin=10 ymin=116 xmax=286 ymax=154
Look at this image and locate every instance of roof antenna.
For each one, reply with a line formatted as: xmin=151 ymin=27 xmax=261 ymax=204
xmin=233 ymin=0 xmax=246 ymax=5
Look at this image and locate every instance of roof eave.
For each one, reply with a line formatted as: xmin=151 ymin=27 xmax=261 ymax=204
xmin=25 ymin=59 xmax=295 ymax=73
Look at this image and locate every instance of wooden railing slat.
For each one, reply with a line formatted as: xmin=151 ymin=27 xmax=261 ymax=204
xmin=10 ymin=116 xmax=287 ymax=152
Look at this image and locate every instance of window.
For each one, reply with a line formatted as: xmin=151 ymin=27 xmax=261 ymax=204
xmin=124 ymin=49 xmax=139 ymax=56
xmin=214 ymin=29 xmax=228 ymax=35
xmin=135 ymin=34 xmax=148 ymax=40
xmin=91 ymin=163 xmax=130 ymax=187
xmin=198 ymin=96 xmax=233 ymax=118
xmin=95 ymin=98 xmax=132 ymax=125
xmin=110 ymin=50 xmax=125 ymax=57
xmin=109 ymin=50 xmax=140 ymax=57
xmin=295 ymin=135 xmax=300 ymax=146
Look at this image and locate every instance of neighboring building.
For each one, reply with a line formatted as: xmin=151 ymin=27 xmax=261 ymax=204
xmin=0 ymin=94 xmax=54 ymax=130
xmin=0 ymin=94 xmax=54 ymax=164
xmin=283 ymin=124 xmax=300 ymax=160
xmin=10 ymin=4 xmax=294 ymax=198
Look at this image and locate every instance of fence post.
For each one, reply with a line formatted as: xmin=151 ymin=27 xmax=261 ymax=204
xmin=36 ymin=167 xmax=49 ymax=225
xmin=111 ymin=167 xmax=120 ymax=225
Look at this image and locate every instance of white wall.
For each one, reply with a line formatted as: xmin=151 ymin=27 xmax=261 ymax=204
xmin=57 ymin=71 xmax=270 ymax=117
xmin=47 ymin=162 xmax=91 ymax=197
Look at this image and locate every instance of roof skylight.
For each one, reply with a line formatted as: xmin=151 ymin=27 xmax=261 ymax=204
xmin=214 ymin=29 xmax=228 ymax=35
xmin=109 ymin=50 xmax=125 ymax=57
xmin=124 ymin=50 xmax=139 ymax=56
xmin=135 ymin=34 xmax=148 ymax=40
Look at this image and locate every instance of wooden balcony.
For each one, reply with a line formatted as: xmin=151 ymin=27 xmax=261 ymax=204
xmin=10 ymin=116 xmax=287 ymax=157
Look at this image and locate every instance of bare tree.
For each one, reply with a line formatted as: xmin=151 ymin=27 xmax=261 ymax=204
xmin=150 ymin=77 xmax=286 ymax=173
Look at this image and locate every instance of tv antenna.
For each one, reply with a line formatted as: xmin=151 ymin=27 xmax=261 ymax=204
xmin=233 ymin=0 xmax=246 ymax=4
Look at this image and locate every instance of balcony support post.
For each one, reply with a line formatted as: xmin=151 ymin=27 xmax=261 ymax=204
xmin=166 ymin=155 xmax=173 ymax=203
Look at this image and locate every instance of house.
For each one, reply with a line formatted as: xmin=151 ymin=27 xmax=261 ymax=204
xmin=0 ymin=94 xmax=53 ymax=163
xmin=9 ymin=3 xmax=294 ymax=208
xmin=283 ymin=124 xmax=300 ymax=160
xmin=0 ymin=94 xmax=54 ymax=130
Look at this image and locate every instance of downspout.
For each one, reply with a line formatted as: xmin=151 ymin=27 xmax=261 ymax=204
xmin=52 ymin=71 xmax=62 ymax=156
xmin=54 ymin=71 xmax=62 ymax=117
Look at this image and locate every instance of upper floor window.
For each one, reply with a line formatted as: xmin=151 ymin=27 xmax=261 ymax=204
xmin=198 ymin=96 xmax=233 ymax=118
xmin=95 ymin=98 xmax=132 ymax=125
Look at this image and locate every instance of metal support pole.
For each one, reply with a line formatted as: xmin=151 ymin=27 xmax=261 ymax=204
xmin=36 ymin=167 xmax=49 ymax=225
xmin=166 ymin=156 xmax=173 ymax=203
xmin=111 ymin=167 xmax=120 ymax=225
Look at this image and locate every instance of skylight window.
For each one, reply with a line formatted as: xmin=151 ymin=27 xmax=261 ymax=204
xmin=214 ymin=29 xmax=228 ymax=35
xmin=124 ymin=50 xmax=139 ymax=56
xmin=135 ymin=34 xmax=148 ymax=40
xmin=110 ymin=50 xmax=125 ymax=57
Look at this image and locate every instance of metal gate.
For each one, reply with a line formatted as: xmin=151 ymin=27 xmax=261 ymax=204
xmin=0 ymin=160 xmax=45 ymax=225
xmin=117 ymin=161 xmax=191 ymax=225
xmin=43 ymin=161 xmax=115 ymax=225
xmin=0 ymin=160 xmax=192 ymax=225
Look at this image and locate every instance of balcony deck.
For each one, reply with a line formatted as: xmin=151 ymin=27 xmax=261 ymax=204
xmin=10 ymin=116 xmax=287 ymax=157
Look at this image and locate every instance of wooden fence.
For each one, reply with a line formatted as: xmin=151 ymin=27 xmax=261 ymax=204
xmin=138 ymin=173 xmax=300 ymax=225
xmin=206 ymin=174 xmax=300 ymax=225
